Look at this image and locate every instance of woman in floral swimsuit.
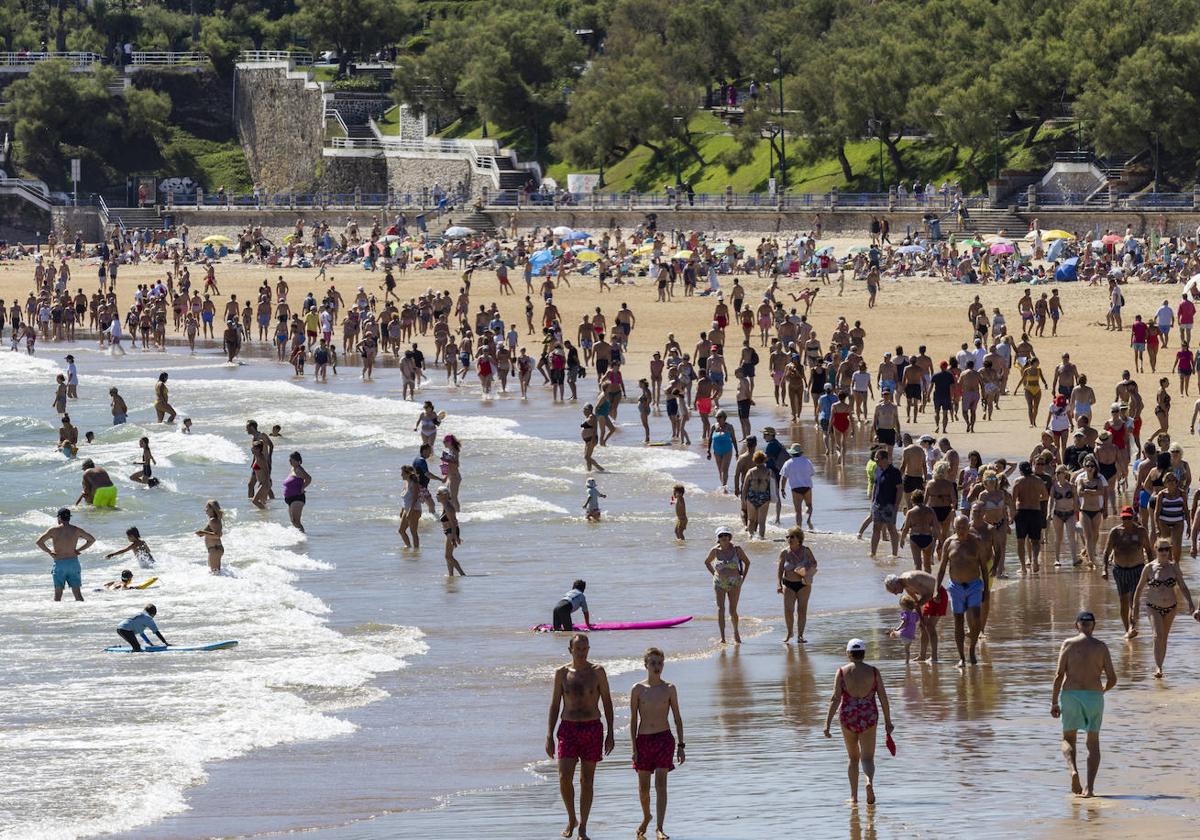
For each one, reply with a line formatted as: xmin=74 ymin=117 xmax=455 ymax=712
xmin=824 ymin=639 xmax=894 ymax=804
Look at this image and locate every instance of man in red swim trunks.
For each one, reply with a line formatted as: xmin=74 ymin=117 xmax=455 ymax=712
xmin=546 ymin=634 xmax=614 ymax=840
xmin=630 ymin=647 xmax=685 ymax=840
xmin=884 ymin=568 xmax=943 ymax=662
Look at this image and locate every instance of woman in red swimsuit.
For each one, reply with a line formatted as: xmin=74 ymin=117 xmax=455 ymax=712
xmin=830 ymin=391 xmax=853 ymax=464
xmin=823 ymin=639 xmax=894 ymax=804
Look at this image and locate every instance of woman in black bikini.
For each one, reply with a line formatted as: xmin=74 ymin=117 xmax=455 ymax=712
xmin=776 ymin=527 xmax=817 ymax=644
xmin=436 ymin=487 xmax=465 ymax=576
xmin=1128 ymin=539 xmax=1199 ymax=677
xmin=1049 ymin=465 xmax=1079 ymax=566
xmin=1074 ymin=458 xmax=1108 ymax=568
xmin=899 ymin=490 xmax=937 ymax=572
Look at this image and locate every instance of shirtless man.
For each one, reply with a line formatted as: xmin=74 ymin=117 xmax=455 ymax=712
xmin=871 ymin=390 xmax=901 ymax=449
xmin=900 ymin=361 xmax=923 ymax=423
xmin=884 ymin=569 xmax=942 ymax=662
xmin=75 ymin=459 xmax=116 ymax=508
xmin=630 ymin=647 xmax=685 ymax=840
xmin=1052 ymin=352 xmax=1078 ymax=400
xmin=546 ymin=634 xmax=615 ymax=840
xmin=959 ymin=361 xmax=982 ymax=432
xmin=154 ymin=373 xmax=177 ymax=423
xmin=1050 ymin=612 xmax=1116 ymax=797
xmin=34 ymin=507 xmax=95 ymax=601
xmin=937 ymin=514 xmax=990 ymax=667
xmin=898 ymin=435 xmax=926 ymax=507
xmin=1012 ymin=461 xmax=1049 ymax=574
xmin=1101 ymin=507 xmax=1153 ymax=632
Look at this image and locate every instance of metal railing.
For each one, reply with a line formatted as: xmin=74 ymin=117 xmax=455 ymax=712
xmin=237 ymin=50 xmax=313 ymax=66
xmin=165 ymin=190 xmax=464 ymax=211
xmin=325 ymin=107 xmax=349 ymax=140
xmin=0 ymin=51 xmax=101 ymax=68
xmin=480 ymin=190 xmax=993 ymax=212
xmin=130 ymin=51 xmax=205 ymax=67
xmin=1024 ymin=191 xmax=1197 ymax=210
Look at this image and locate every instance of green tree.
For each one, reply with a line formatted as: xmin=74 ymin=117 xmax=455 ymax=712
xmin=296 ymin=0 xmax=415 ymax=77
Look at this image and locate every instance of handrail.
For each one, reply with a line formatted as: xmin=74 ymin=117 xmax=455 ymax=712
xmin=238 ymin=50 xmax=313 ymax=66
xmin=0 ymin=51 xmax=101 ymax=68
xmin=325 ymin=107 xmax=349 ymax=139
xmin=330 ymin=136 xmax=383 ymax=150
xmin=130 ymin=51 xmax=205 ymax=67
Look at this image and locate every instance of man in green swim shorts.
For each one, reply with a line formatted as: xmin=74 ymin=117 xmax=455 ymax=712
xmin=76 ymin=460 xmax=117 ymax=508
xmin=1050 ymin=611 xmax=1116 ymax=798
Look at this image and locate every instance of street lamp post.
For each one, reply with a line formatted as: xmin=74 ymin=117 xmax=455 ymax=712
xmin=672 ymin=115 xmax=684 ymax=187
xmin=775 ymin=48 xmax=786 ymax=191
xmin=1152 ymin=131 xmax=1159 ymax=192
xmin=993 ymin=120 xmax=1001 ymax=182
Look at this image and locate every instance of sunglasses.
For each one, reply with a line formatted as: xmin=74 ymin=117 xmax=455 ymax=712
xmin=1157 ymin=547 xmax=1172 ymax=553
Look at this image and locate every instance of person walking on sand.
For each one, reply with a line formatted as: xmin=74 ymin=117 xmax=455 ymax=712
xmin=195 ymin=500 xmax=224 ymax=574
xmin=704 ymin=526 xmax=750 ymax=644
xmin=1050 ymin=611 xmax=1116 ymax=798
xmin=546 ymin=633 xmax=614 ymax=840
xmin=1127 ymin=539 xmax=1199 ymax=678
xmin=631 ymin=647 xmax=685 ymax=840
xmin=34 ymin=508 xmax=95 ymax=601
xmin=823 ymin=639 xmax=894 ymax=805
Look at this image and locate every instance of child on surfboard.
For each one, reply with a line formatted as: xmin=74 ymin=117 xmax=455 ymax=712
xmin=115 ymin=605 xmax=171 ymax=652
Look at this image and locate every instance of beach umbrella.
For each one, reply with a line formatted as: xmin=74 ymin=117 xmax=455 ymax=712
xmin=896 ymin=244 xmax=925 ymax=254
xmin=849 ymin=246 xmax=869 ymax=254
xmin=674 ymin=249 xmax=694 ymax=260
xmin=378 ymin=234 xmax=402 ymax=243
xmin=960 ymin=239 xmax=984 ymax=248
xmin=164 ymin=237 xmax=183 ymax=246
xmin=444 ymin=226 xmax=475 ymax=238
xmin=576 ymin=250 xmax=602 ymax=263
xmin=551 ymin=225 xmax=574 ymax=236
xmin=202 ymin=235 xmax=233 ymax=245
xmin=989 ymin=242 xmax=1015 ymax=255
xmin=1045 ymin=239 xmax=1069 ymax=261
xmin=565 ymin=230 xmax=591 ymax=242
xmin=1090 ymin=239 xmax=1106 ymax=251
xmin=815 ymin=245 xmax=835 ymax=256
xmin=983 ymin=234 xmax=1011 ymax=244
xmin=1043 ymin=230 xmax=1074 ymax=240
xmin=1102 ymin=234 xmax=1123 ymax=245
xmin=633 ymin=243 xmax=655 ymax=256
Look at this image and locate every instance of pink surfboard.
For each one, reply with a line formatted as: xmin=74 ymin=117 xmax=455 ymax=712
xmin=532 ymin=616 xmax=692 ymax=632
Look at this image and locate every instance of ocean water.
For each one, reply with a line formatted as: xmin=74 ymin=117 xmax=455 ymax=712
xmin=3 ymin=344 xmax=1200 ymax=840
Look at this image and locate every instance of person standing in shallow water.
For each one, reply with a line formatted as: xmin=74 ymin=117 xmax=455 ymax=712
xmin=546 ymin=634 xmax=614 ymax=840
xmin=1051 ymin=611 xmax=1116 ymax=798
xmin=630 ymin=647 xmax=685 ymax=840
xmin=824 ymin=639 xmax=893 ymax=805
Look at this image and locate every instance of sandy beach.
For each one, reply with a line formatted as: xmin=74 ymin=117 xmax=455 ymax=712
xmin=4 ymin=227 xmax=1200 ymax=840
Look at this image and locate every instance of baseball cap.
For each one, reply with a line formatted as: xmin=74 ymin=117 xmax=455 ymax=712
xmin=1120 ymin=505 xmax=1135 ymax=519
xmin=1076 ymin=611 xmax=1096 ymax=623
xmin=846 ymin=638 xmax=867 ymax=653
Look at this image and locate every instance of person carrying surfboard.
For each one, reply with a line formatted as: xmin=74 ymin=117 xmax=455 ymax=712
xmin=116 ymin=605 xmax=170 ymax=652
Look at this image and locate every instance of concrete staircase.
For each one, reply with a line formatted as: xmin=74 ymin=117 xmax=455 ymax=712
xmin=108 ymin=206 xmax=162 ymax=230
xmin=447 ymin=210 xmax=498 ymax=236
xmin=941 ymin=207 xmax=1027 ymax=237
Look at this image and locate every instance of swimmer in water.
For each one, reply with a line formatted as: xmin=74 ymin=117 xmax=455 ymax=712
xmin=105 ymin=527 xmax=156 ymax=568
xmin=103 ymin=570 xmax=135 ymax=590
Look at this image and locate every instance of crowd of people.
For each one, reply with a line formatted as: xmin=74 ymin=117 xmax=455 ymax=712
xmin=11 ymin=212 xmax=1200 ymax=839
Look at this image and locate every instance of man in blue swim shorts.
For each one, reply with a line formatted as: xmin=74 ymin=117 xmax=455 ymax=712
xmin=34 ymin=508 xmax=96 ymax=601
xmin=1051 ymin=611 xmax=1116 ymax=798
xmin=936 ymin=514 xmax=990 ymax=667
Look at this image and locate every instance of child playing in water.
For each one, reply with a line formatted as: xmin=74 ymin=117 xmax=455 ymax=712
xmin=105 ymin=527 xmax=156 ymax=568
xmin=130 ymin=437 xmax=159 ymax=487
xmin=889 ymin=594 xmax=920 ymax=661
xmin=181 ymin=418 xmax=193 ymax=434
xmin=583 ymin=478 xmax=605 ymax=522
xmin=103 ymin=570 xmax=135 ymax=590
xmin=671 ymin=484 xmax=688 ymax=539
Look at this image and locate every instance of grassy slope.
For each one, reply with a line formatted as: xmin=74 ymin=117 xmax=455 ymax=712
xmin=159 ymin=128 xmax=253 ymax=192
xmin=431 ymin=109 xmax=1069 ymax=194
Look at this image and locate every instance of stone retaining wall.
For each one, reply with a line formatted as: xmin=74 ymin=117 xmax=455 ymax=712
xmin=235 ymin=65 xmax=325 ymax=193
xmin=385 ymin=153 xmax=473 ymax=200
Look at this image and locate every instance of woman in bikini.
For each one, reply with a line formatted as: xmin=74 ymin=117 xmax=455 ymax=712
xmin=194 ymin=500 xmax=224 ymax=574
xmin=1022 ymin=356 xmax=1048 ymax=427
xmin=1153 ymin=377 xmax=1172 ymax=438
xmin=1093 ymin=431 xmax=1120 ymax=511
xmin=1128 ymin=539 xmax=1199 ymax=677
xmin=1152 ymin=471 xmax=1188 ymax=562
xmin=969 ymin=471 xmax=1012 ymax=578
xmin=1049 ymin=465 xmax=1080 ymax=566
xmin=899 ymin=490 xmax=937 ymax=572
xmin=823 ymin=639 xmax=894 ymax=805
xmin=703 ymin=527 xmax=750 ymax=644
xmin=580 ymin=404 xmax=604 ymax=472
xmin=924 ymin=461 xmax=958 ymax=544
xmin=1074 ymin=457 xmax=1108 ymax=567
xmin=397 ymin=464 xmax=422 ymax=549
xmin=740 ymin=452 xmax=774 ymax=539
xmin=436 ymin=486 xmax=465 ymax=576
xmin=776 ymin=527 xmax=817 ymax=644
xmin=441 ymin=434 xmax=463 ymax=505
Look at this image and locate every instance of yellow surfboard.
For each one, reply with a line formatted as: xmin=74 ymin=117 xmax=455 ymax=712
xmin=134 ymin=577 xmax=159 ymax=590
